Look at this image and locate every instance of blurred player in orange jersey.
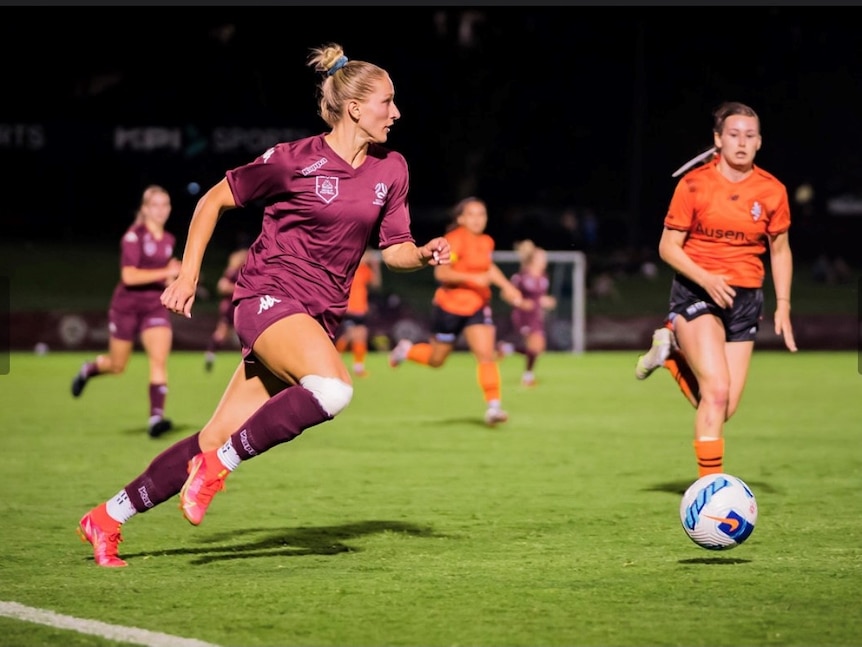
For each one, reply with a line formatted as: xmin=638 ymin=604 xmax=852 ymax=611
xmin=334 ymin=247 xmax=382 ymax=377
xmin=389 ymin=196 xmax=523 ymax=426
xmin=634 ymin=101 xmax=797 ymax=478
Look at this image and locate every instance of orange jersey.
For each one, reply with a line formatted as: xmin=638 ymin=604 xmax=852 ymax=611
xmin=346 ymin=261 xmax=374 ymax=315
xmin=665 ymin=159 xmax=791 ymax=288
xmin=433 ymin=225 xmax=495 ymax=315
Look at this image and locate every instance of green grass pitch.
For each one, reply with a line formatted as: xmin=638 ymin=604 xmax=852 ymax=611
xmin=0 ymin=349 xmax=860 ymax=646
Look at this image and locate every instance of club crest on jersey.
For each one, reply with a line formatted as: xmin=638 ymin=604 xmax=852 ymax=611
xmin=316 ymin=176 xmax=339 ymax=204
xmin=750 ymin=201 xmax=762 ymax=222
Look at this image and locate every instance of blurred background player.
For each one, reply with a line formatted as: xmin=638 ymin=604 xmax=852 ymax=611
xmin=204 ymin=237 xmax=250 ymax=372
xmin=70 ymin=184 xmax=181 ymax=438
xmin=506 ymin=239 xmax=557 ymax=387
xmin=334 ymin=247 xmax=382 ymax=377
xmin=634 ymin=101 xmax=797 ymax=477
xmin=389 ymin=196 xmax=523 ymax=426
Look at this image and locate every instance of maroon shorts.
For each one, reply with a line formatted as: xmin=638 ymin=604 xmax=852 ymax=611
xmin=109 ymin=304 xmax=172 ymax=341
xmin=233 ymin=295 xmax=342 ymax=359
xmin=512 ymin=309 xmax=545 ymax=337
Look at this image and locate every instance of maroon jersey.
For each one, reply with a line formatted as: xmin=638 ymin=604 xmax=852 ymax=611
xmin=110 ymin=223 xmax=176 ymax=312
xmin=226 ymin=134 xmax=415 ymax=322
xmin=511 ymin=271 xmax=550 ymax=334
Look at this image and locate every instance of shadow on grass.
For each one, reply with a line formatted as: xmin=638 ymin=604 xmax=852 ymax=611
xmin=644 ymin=480 xmax=698 ymax=496
xmin=426 ymin=417 xmax=502 ymax=429
xmin=119 ymin=422 xmax=200 ymax=439
xmin=678 ymin=556 xmax=752 ymax=565
xmin=121 ymin=520 xmax=445 ymax=566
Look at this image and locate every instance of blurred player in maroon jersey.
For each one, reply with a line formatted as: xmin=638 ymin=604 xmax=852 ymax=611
xmin=203 ymin=240 xmax=250 ymax=373
xmin=71 ymin=184 xmax=181 ymax=438
xmin=507 ymin=239 xmax=556 ymax=387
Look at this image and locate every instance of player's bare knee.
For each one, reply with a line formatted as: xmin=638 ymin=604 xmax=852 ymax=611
xmin=299 ymin=375 xmax=353 ymax=417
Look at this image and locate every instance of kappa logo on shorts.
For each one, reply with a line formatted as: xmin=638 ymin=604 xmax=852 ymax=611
xmin=316 ymin=176 xmax=339 ymax=204
xmin=258 ymin=295 xmax=282 ymax=314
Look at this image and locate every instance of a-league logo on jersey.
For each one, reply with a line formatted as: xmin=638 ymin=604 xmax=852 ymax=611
xmin=373 ymin=182 xmax=388 ymax=206
xmin=316 ymin=176 xmax=339 ymax=204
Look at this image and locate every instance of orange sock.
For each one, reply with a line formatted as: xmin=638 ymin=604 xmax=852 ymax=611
xmin=477 ymin=361 xmax=501 ymax=403
xmin=406 ymin=342 xmax=433 ymax=365
xmin=335 ymin=338 xmax=349 ymax=353
xmin=353 ymin=341 xmax=367 ymax=365
xmin=693 ymin=438 xmax=725 ymax=477
xmin=664 ymin=350 xmax=700 ymax=409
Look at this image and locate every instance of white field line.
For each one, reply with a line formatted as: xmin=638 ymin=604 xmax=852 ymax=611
xmin=0 ymin=601 xmax=223 ymax=647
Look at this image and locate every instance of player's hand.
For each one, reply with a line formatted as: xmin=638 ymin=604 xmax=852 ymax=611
xmin=774 ymin=305 xmax=798 ymax=352
xmin=702 ymin=273 xmax=736 ymax=309
xmin=161 ymin=273 xmax=197 ymax=318
xmin=466 ymin=272 xmax=492 ymax=288
xmin=502 ymin=285 xmax=524 ymax=308
xmin=540 ymin=295 xmax=557 ymax=310
xmin=420 ymin=237 xmax=450 ymax=266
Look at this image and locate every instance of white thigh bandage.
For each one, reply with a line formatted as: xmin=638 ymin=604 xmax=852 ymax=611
xmin=299 ymin=375 xmax=354 ymax=417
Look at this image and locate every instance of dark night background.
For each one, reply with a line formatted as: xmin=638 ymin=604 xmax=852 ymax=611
xmin=2 ymin=7 xmax=861 ymax=264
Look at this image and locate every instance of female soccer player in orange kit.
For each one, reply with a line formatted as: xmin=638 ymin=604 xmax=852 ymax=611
xmin=389 ymin=196 xmax=523 ymax=426
xmin=634 ymin=101 xmax=797 ymax=477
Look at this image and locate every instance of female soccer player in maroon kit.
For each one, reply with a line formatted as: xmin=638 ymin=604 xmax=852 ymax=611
xmin=70 ymin=184 xmax=181 ymax=438
xmin=508 ymin=240 xmax=557 ymax=387
xmin=203 ymin=244 xmax=249 ymax=372
xmin=78 ymin=43 xmax=450 ymax=567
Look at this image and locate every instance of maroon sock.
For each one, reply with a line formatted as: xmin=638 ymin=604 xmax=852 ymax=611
xmin=229 ymin=385 xmax=331 ymax=460
xmin=83 ymin=361 xmax=100 ymax=379
xmin=149 ymin=383 xmax=167 ymax=419
xmin=124 ymin=433 xmax=201 ymax=512
xmin=206 ymin=337 xmax=219 ymax=353
xmin=525 ymin=351 xmax=537 ymax=372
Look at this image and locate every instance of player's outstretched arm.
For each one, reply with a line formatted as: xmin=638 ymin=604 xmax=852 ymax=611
xmin=382 ymin=237 xmax=450 ymax=272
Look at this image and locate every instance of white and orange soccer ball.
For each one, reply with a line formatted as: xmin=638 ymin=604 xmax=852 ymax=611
xmin=680 ymin=473 xmax=758 ymax=550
